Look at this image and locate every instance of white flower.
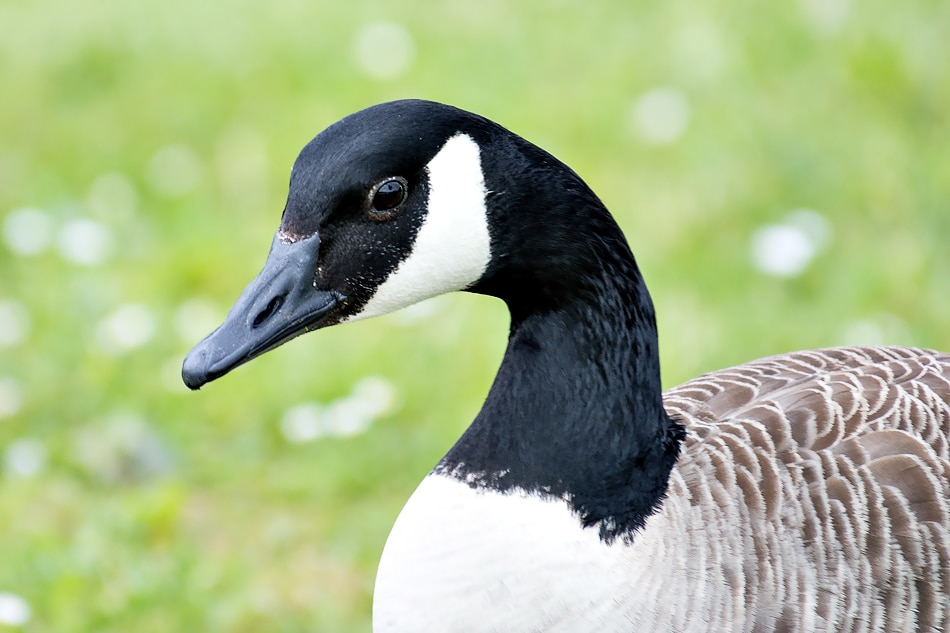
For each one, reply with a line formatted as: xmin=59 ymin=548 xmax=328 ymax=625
xmin=57 ymin=218 xmax=114 ymax=266
xmin=96 ymin=304 xmax=156 ymax=355
xmin=280 ymin=403 xmax=324 ymax=443
xmin=280 ymin=376 xmax=398 ymax=443
xmin=0 ymin=592 xmax=31 ymax=626
xmin=750 ymin=209 xmax=831 ymax=278
xmin=629 ymin=87 xmax=691 ymax=146
xmin=3 ymin=439 xmax=46 ymax=478
xmin=3 ymin=207 xmax=53 ymax=256
xmin=354 ymin=22 xmax=415 ymax=80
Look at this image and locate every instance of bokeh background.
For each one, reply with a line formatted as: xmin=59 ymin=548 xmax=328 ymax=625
xmin=1 ymin=0 xmax=948 ymax=630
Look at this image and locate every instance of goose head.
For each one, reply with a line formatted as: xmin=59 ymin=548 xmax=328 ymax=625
xmin=182 ymin=100 xmax=494 ymax=388
xmin=183 ymin=99 xmax=638 ymax=389
xmin=182 ymin=99 xmax=652 ymax=397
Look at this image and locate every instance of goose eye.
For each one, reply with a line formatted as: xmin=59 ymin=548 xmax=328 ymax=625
xmin=370 ymin=178 xmax=408 ymax=214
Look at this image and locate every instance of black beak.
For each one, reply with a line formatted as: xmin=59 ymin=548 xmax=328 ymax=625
xmin=181 ymin=233 xmax=343 ymax=390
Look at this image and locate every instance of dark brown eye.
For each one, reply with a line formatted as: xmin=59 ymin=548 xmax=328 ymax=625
xmin=370 ymin=178 xmax=408 ymax=214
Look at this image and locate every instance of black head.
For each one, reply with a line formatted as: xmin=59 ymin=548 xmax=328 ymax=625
xmin=181 ymin=99 xmax=635 ymax=390
xmin=182 ymin=100 xmax=503 ymax=388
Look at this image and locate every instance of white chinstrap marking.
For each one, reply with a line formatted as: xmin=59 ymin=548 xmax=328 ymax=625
xmin=350 ymin=133 xmax=491 ymax=321
xmin=373 ymin=474 xmax=682 ymax=633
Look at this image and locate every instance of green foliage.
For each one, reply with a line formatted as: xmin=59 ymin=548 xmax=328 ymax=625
xmin=1 ymin=0 xmax=948 ymax=630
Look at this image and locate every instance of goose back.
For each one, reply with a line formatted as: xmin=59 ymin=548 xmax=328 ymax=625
xmin=663 ymin=345 xmax=950 ymax=631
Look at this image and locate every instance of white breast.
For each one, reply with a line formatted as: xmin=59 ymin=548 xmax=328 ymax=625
xmin=372 ymin=474 xmax=683 ymax=633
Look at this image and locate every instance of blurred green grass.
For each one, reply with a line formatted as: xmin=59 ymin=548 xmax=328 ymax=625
xmin=1 ymin=0 xmax=949 ymax=630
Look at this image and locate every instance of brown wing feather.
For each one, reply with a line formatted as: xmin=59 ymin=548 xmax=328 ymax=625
xmin=662 ymin=346 xmax=950 ymax=633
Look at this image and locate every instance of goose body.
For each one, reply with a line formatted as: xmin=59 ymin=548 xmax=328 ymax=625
xmin=182 ymin=100 xmax=950 ymax=632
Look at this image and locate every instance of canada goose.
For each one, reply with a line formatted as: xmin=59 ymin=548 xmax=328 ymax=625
xmin=181 ymin=100 xmax=950 ymax=632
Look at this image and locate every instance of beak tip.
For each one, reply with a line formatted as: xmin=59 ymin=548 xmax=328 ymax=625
xmin=179 ymin=233 xmax=341 ymax=392
xmin=181 ymin=345 xmax=211 ymax=391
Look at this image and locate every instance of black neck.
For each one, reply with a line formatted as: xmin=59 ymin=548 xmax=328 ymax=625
xmin=438 ymin=163 xmax=685 ymax=542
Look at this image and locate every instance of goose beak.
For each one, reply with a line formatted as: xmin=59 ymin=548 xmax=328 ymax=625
xmin=181 ymin=233 xmax=343 ymax=390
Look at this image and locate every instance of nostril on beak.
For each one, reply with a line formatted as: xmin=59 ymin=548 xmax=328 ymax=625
xmin=253 ymin=294 xmax=285 ymax=328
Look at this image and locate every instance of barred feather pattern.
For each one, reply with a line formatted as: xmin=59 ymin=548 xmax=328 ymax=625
xmin=659 ymin=346 xmax=950 ymax=632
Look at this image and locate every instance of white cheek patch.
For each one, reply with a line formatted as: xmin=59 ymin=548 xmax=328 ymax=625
xmin=349 ymin=133 xmax=491 ymax=321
